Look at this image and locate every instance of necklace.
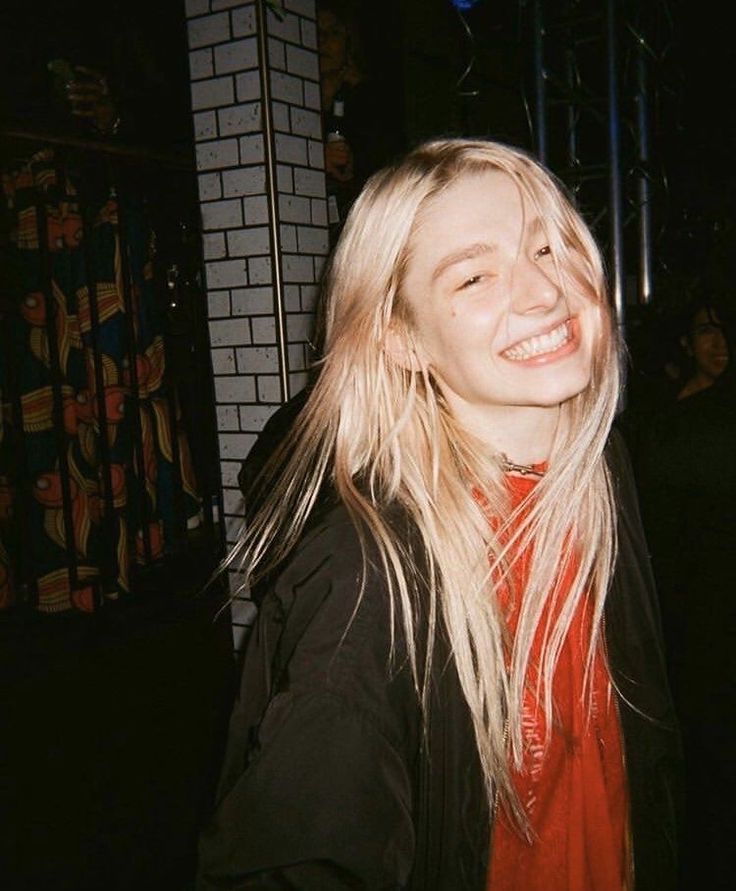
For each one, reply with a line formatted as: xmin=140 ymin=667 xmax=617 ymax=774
xmin=499 ymin=453 xmax=547 ymax=477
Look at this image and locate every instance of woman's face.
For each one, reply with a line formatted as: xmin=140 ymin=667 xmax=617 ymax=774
xmin=400 ymin=169 xmax=600 ymax=445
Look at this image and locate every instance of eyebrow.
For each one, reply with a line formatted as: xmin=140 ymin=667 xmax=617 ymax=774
xmin=429 ymin=217 xmax=547 ymax=284
xmin=431 ymin=242 xmax=496 ymax=283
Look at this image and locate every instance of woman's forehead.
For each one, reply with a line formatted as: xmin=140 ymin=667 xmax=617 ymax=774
xmin=409 ymin=168 xmax=554 ymax=253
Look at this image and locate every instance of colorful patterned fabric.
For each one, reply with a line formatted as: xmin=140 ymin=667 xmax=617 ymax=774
xmin=0 ymin=148 xmax=203 ymax=613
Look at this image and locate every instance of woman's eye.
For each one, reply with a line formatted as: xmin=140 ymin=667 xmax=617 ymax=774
xmin=459 ymin=274 xmax=484 ymax=290
xmin=534 ymin=245 xmax=552 ymax=260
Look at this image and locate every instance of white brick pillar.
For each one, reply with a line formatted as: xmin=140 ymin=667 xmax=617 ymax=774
xmin=185 ymin=0 xmax=329 ymax=646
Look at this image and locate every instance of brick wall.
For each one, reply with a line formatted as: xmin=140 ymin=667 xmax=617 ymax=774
xmin=185 ymin=0 xmax=328 ymax=647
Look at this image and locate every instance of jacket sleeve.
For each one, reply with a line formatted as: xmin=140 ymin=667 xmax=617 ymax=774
xmin=195 ymin=509 xmax=419 ymax=891
xmin=605 ymin=427 xmax=684 ymax=891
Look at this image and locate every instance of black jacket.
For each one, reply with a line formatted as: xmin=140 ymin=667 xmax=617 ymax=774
xmin=196 ymin=431 xmax=681 ymax=890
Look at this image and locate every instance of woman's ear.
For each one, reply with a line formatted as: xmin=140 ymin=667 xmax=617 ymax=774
xmin=384 ymin=322 xmax=426 ymax=372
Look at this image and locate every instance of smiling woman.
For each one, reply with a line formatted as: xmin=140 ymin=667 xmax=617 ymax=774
xmin=397 ymin=168 xmax=600 ymax=458
xmin=195 ymin=139 xmax=681 ymax=891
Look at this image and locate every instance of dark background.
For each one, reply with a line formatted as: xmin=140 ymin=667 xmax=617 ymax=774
xmin=1 ymin=0 xmax=734 ymax=298
xmin=0 ymin=2 xmax=734 ymax=889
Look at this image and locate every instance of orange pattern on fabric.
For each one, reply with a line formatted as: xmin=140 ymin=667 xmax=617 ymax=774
xmin=486 ymin=474 xmax=629 ymax=891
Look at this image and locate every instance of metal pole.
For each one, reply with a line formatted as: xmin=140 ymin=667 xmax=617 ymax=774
xmin=605 ymin=0 xmax=625 ymax=325
xmin=532 ymin=0 xmax=548 ymax=163
xmin=635 ymin=34 xmax=653 ymax=305
xmin=256 ymin=0 xmax=290 ymax=403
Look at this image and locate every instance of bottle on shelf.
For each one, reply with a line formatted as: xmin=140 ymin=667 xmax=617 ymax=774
xmin=325 ymin=92 xmax=347 ymax=226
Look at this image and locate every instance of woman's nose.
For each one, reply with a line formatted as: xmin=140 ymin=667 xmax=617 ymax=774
xmin=510 ymin=260 xmax=562 ymax=314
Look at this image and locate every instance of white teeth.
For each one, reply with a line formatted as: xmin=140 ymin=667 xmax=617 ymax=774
xmin=503 ymin=321 xmax=570 ymax=360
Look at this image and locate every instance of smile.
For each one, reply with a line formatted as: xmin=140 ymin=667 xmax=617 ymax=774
xmin=502 ymin=319 xmax=573 ymax=361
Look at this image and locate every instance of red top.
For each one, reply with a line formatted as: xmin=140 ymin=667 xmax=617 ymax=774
xmin=485 ymin=474 xmax=630 ymax=891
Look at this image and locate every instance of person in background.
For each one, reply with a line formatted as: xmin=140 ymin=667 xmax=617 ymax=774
xmin=317 ymin=0 xmax=404 ymax=243
xmin=630 ymin=298 xmax=735 ymax=890
xmin=198 ymin=138 xmax=681 ymax=890
xmin=675 ymin=299 xmax=729 ymax=400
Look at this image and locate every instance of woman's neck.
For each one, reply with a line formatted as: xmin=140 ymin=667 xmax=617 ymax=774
xmin=464 ymin=403 xmax=560 ymax=467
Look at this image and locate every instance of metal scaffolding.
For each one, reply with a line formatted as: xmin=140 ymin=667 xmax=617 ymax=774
xmin=527 ymin=0 xmax=666 ymax=324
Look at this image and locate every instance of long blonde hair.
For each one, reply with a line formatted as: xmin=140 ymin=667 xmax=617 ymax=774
xmin=230 ymin=138 xmax=621 ymax=826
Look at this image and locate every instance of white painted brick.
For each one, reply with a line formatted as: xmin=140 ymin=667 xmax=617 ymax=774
xmin=276 ymin=164 xmax=293 ymax=193
xmin=257 ymin=375 xmax=283 ymax=402
xmin=279 ymin=194 xmax=311 ymax=224
xmin=230 ymin=598 xmax=257 ymax=631
xmin=310 ymin=197 xmax=327 ymax=226
xmin=251 ymin=315 xmax=277 ymax=344
xmin=230 ymin=595 xmax=257 ymax=630
xmin=212 ymin=0 xmax=246 ymax=9
xmin=270 ymin=71 xmax=304 ymax=104
xmin=290 ymin=107 xmax=321 ymax=139
xmin=227 ymin=226 xmax=271 ymax=256
xmin=236 ymin=345 xmax=280 ymax=374
xmin=279 ymin=224 xmax=297 ymax=252
xmin=224 ymin=521 xmax=243 ymax=548
xmin=271 ymin=101 xmax=290 ymax=133
xmin=222 ymin=486 xmax=245 ymax=517
xmin=189 ymin=48 xmax=214 ymax=80
xmin=193 ymin=110 xmax=218 ymax=140
xmin=283 ymin=253 xmax=314 ymax=283
xmin=307 ymin=139 xmax=325 ymax=169
xmin=268 ymin=37 xmax=286 ymax=69
xmin=201 ymin=198 xmax=243 ymax=230
xmin=284 ymin=0 xmax=315 ymax=18
xmin=232 ymin=287 xmax=274 ymax=315
xmin=300 ymin=17 xmax=317 ymax=49
xmin=284 ymin=284 xmax=301 ymax=311
xmin=209 ymin=317 xmax=252 ymax=346
xmin=240 ymin=403 xmax=279 ymax=431
xmin=202 ymin=232 xmax=227 ymax=260
xmin=215 ymin=375 xmax=256 ymax=403
xmin=285 ymin=44 xmax=319 ymax=81
xmin=186 ymin=0 xmax=210 ymax=18
xmin=313 ymin=253 xmax=327 ymax=281
xmin=196 ymin=139 xmax=239 ymax=170
xmin=288 ymin=342 xmax=308 ymax=371
xmin=286 ymin=312 xmax=314 ymax=341
xmin=240 ymin=134 xmax=265 ymax=164
xmin=243 ymin=194 xmax=269 ymax=224
xmin=214 ymin=37 xmax=258 ymax=74
xmin=293 ymin=166 xmax=325 ymax=198
xmin=206 ymin=257 xmax=247 ymax=288
xmin=191 ymin=76 xmax=235 ymax=110
xmin=300 ymin=284 xmax=319 ymax=312
xmin=274 ymin=133 xmax=307 ymax=165
xmin=248 ymin=256 xmax=273 ymax=284
xmin=303 ymin=80 xmax=320 ymax=110
xmin=220 ymin=460 xmax=242 ymax=488
xmin=218 ymin=101 xmax=261 ymax=136
xmin=231 ymin=3 xmax=257 ymax=38
xmin=219 ymin=432 xmax=257 ymax=460
xmin=188 ymin=13 xmax=231 ymax=50
xmin=217 ymin=404 xmax=240 ymax=430
xmin=289 ymin=370 xmax=310 ymax=392
xmin=222 ymin=165 xmax=266 ymax=197
xmin=198 ymin=171 xmax=222 ymax=200
xmin=211 ymin=348 xmax=236 ymax=374
xmin=236 ymin=70 xmax=261 ymax=102
xmin=296 ymin=224 xmax=329 ymax=254
xmin=267 ymin=8 xmax=300 ymax=42
xmin=226 ymin=567 xmax=246 ymax=603
xmin=207 ymin=289 xmax=231 ymax=316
